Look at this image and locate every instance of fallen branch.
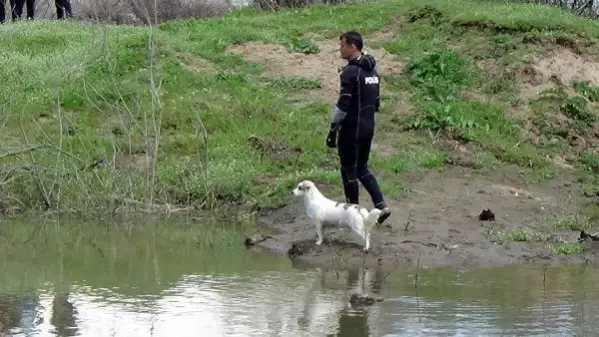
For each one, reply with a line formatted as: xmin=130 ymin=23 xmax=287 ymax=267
xmin=0 ymin=145 xmax=46 ymax=160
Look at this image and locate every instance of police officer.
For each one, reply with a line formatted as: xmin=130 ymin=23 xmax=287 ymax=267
xmin=326 ymin=31 xmax=391 ymax=226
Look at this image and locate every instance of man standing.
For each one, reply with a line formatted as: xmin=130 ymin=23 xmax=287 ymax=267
xmin=326 ymin=31 xmax=391 ymax=225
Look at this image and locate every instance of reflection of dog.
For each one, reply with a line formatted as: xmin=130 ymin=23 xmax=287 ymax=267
xmin=292 ymin=180 xmax=383 ymax=251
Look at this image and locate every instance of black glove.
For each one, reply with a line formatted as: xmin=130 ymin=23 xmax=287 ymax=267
xmin=326 ymin=123 xmax=338 ymax=148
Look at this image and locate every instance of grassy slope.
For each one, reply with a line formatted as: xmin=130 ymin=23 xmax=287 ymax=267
xmin=1 ymin=0 xmax=599 ymax=218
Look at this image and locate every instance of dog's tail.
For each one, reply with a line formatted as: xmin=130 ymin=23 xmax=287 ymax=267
xmin=364 ymin=208 xmax=383 ymax=231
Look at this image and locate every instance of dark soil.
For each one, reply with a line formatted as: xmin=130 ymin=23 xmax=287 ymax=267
xmin=247 ymin=166 xmax=593 ymax=271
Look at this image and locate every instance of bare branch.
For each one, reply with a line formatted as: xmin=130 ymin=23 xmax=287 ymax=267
xmin=0 ymin=145 xmax=46 ymax=160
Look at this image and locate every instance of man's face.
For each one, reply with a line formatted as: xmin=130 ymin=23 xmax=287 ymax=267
xmin=338 ymin=37 xmax=355 ymax=60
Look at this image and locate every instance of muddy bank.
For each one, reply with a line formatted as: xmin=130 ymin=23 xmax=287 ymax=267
xmin=247 ymin=167 xmax=597 ymax=271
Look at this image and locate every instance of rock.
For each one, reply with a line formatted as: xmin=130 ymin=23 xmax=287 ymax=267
xmin=243 ymin=234 xmax=271 ymax=248
xmin=287 ymin=242 xmax=303 ymax=259
xmin=349 ymin=293 xmax=384 ymax=306
xmin=479 ymin=209 xmax=495 ymax=221
xmin=578 ymin=230 xmax=599 ymax=242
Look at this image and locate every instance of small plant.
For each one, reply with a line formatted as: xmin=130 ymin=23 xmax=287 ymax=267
xmin=573 ymin=80 xmax=599 ymax=102
xmin=552 ymin=214 xmax=594 ymax=231
xmin=407 ymin=5 xmax=443 ymax=24
xmin=267 ymin=76 xmax=322 ymax=90
xmin=486 ymin=227 xmax=554 ymax=244
xmin=407 ymin=49 xmax=476 ymax=102
xmin=405 ymin=103 xmax=478 ymax=137
xmin=561 ymin=96 xmax=594 ymax=124
xmin=286 ymin=37 xmax=319 ymax=54
xmin=581 ymin=150 xmax=599 ymax=173
xmin=505 ymin=228 xmax=550 ymax=242
xmin=405 ymin=99 xmax=516 ymax=142
xmin=551 ymin=243 xmax=584 ymax=255
xmin=537 ymin=87 xmax=595 ymax=128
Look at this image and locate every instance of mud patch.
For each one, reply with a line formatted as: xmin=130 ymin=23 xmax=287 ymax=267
xmin=534 ymin=48 xmax=599 ymax=85
xmin=226 ymin=39 xmax=405 ymax=101
xmin=367 ymin=15 xmax=404 ymax=42
xmin=517 ymin=48 xmax=599 ymax=101
xmin=248 ymin=167 xmax=586 ymax=271
xmin=247 ymin=134 xmax=303 ymax=166
xmin=175 ymin=52 xmax=217 ymax=75
xmin=115 ymin=154 xmax=153 ymax=172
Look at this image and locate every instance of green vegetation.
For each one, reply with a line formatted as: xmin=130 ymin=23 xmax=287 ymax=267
xmin=1 ymin=0 xmax=599 ymax=222
xmin=487 ymin=227 xmax=555 ymax=243
xmin=551 ymin=242 xmax=585 ymax=255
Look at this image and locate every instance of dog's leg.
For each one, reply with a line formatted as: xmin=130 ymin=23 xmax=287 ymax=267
xmin=315 ymin=221 xmax=324 ymax=245
xmin=363 ymin=231 xmax=370 ymax=252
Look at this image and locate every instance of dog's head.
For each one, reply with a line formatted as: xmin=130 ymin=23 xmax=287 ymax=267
xmin=292 ymin=180 xmax=317 ymax=198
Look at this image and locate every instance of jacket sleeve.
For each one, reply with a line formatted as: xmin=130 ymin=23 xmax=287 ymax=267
xmin=335 ymin=65 xmax=358 ymax=114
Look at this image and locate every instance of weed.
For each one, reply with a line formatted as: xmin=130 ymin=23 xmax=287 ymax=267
xmin=573 ymin=80 xmax=599 ymax=102
xmin=538 ymin=88 xmax=595 ymax=125
xmin=407 ymin=49 xmax=476 ymax=102
xmin=551 ymin=242 xmax=584 ymax=255
xmin=267 ymin=76 xmax=322 ymax=90
xmin=505 ymin=228 xmax=550 ymax=242
xmin=487 ymin=227 xmax=553 ymax=243
xmin=552 ymin=214 xmax=594 ymax=231
xmin=286 ymin=37 xmax=320 ymax=54
xmin=561 ymin=96 xmax=594 ymax=124
xmin=581 ymin=150 xmax=599 ymax=173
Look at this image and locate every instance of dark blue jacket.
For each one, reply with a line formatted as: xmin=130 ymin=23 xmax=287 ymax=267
xmin=336 ymin=54 xmax=380 ymax=140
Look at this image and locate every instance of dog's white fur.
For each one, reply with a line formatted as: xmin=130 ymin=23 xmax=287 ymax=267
xmin=292 ymin=180 xmax=383 ymax=251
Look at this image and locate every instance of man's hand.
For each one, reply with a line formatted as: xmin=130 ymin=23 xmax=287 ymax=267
xmin=326 ymin=123 xmax=338 ymax=148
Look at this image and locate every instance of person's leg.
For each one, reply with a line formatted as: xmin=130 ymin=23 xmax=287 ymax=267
xmin=63 ymin=0 xmax=72 ymax=18
xmin=11 ymin=0 xmax=23 ymax=20
xmin=337 ymin=136 xmax=360 ymax=205
xmin=55 ymin=0 xmax=72 ymax=19
xmin=0 ymin=0 xmax=6 ymax=24
xmin=25 ymin=0 xmax=33 ymax=19
xmin=55 ymin=0 xmax=63 ymax=19
xmin=356 ymin=137 xmax=391 ymax=224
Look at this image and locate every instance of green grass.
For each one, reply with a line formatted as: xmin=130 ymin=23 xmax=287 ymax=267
xmin=552 ymin=214 xmax=595 ymax=231
xmin=551 ymin=242 xmax=585 ymax=255
xmin=2 ymin=0 xmax=599 ymax=217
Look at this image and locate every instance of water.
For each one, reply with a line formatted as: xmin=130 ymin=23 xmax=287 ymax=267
xmin=0 ymin=220 xmax=598 ymax=336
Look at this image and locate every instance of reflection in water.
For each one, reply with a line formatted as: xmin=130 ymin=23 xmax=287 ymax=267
xmin=2 ymin=263 xmax=597 ymax=337
xmin=50 ymin=289 xmax=78 ymax=337
xmin=329 ymin=268 xmax=386 ymax=337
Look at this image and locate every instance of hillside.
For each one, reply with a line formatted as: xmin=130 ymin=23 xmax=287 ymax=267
xmin=2 ymin=0 xmax=599 ymax=266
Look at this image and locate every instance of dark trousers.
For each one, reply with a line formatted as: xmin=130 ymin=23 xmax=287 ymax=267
xmin=337 ymin=132 xmax=387 ymax=209
xmin=12 ymin=0 xmax=34 ymax=20
xmin=55 ymin=0 xmax=72 ymax=19
xmin=0 ymin=0 xmax=15 ymax=23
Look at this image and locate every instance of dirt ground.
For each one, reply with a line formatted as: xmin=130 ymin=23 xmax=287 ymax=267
xmin=226 ymin=38 xmax=404 ymax=102
xmin=248 ymin=166 xmax=597 ymax=271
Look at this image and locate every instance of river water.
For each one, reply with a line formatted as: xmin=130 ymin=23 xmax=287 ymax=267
xmin=0 ymin=219 xmax=598 ymax=337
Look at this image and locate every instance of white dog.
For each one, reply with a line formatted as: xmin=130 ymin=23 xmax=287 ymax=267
xmin=292 ymin=180 xmax=383 ymax=252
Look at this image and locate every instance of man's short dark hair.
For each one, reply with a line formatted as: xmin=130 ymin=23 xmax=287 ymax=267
xmin=340 ymin=31 xmax=363 ymax=51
